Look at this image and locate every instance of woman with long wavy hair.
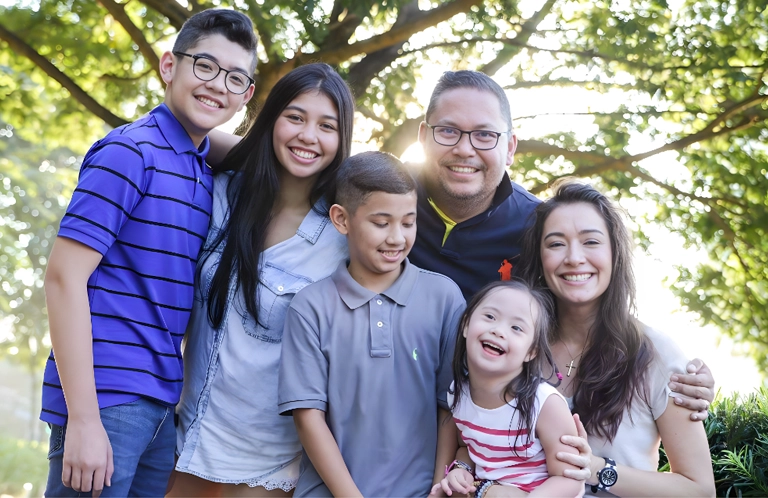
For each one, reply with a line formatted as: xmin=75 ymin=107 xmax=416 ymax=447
xmin=516 ymin=180 xmax=715 ymax=497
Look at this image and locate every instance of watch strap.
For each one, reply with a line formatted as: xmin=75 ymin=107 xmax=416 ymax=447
xmin=591 ymin=457 xmax=618 ymax=493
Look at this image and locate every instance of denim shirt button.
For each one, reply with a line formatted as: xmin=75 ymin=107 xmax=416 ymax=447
xmin=377 ymin=321 xmax=383 ymax=327
xmin=277 ymin=285 xmax=284 ymax=292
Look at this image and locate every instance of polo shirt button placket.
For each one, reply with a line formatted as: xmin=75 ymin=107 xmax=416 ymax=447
xmin=376 ymin=299 xmax=382 ymax=305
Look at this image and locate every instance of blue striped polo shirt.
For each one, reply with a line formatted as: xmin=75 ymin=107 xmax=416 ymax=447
xmin=41 ymin=103 xmax=213 ymax=426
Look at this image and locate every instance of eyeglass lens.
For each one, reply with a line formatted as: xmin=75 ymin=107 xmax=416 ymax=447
xmin=192 ymin=58 xmax=250 ymax=94
xmin=432 ymin=126 xmax=500 ymax=150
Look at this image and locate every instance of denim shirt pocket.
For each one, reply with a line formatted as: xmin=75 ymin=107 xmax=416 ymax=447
xmin=242 ymin=263 xmax=313 ymax=343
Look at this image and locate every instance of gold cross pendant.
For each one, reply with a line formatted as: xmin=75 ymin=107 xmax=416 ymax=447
xmin=566 ymin=360 xmax=576 ymax=377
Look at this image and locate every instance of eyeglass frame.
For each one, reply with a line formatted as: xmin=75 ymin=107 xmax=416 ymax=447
xmin=424 ymin=123 xmax=511 ymax=151
xmin=172 ymin=51 xmax=255 ymax=95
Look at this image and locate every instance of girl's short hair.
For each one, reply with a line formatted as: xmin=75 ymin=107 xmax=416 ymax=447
xmin=450 ymin=279 xmax=555 ymax=455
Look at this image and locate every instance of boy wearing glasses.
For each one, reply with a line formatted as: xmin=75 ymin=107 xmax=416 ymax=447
xmin=41 ymin=9 xmax=255 ymax=496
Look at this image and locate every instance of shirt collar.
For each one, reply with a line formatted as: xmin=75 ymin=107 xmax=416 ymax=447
xmin=331 ymin=258 xmax=419 ymax=309
xmin=490 ymin=171 xmax=514 ymax=209
xmin=296 ymin=197 xmax=331 ymax=244
xmin=151 ymin=103 xmax=210 ymax=158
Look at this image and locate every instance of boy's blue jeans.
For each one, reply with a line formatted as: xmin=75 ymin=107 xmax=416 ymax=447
xmin=46 ymin=398 xmax=175 ymax=497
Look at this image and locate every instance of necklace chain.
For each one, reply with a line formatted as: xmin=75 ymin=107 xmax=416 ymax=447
xmin=561 ymin=339 xmax=586 ymax=378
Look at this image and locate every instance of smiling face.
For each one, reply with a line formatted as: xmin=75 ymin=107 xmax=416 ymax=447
xmin=463 ymin=287 xmax=538 ymax=384
xmin=272 ymin=90 xmax=340 ymax=182
xmin=161 ymin=34 xmax=254 ymax=146
xmin=540 ymin=202 xmax=613 ymax=313
xmin=418 ymin=87 xmax=517 ymax=220
xmin=331 ymin=190 xmax=417 ymax=293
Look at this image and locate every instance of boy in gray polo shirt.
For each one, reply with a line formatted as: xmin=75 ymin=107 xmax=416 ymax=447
xmin=278 ymin=151 xmax=465 ymax=497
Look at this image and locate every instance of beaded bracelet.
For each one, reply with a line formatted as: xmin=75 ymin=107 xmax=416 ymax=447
xmin=445 ymin=459 xmax=474 ymax=476
xmin=474 ymin=479 xmax=498 ymax=498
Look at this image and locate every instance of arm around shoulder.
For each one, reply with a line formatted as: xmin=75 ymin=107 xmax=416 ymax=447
xmin=206 ymin=129 xmax=243 ymax=170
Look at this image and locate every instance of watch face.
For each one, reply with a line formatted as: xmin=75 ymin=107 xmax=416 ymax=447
xmin=600 ymin=467 xmax=618 ymax=486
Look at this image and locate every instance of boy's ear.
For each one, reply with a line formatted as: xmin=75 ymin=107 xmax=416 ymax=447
xmin=159 ymin=51 xmax=176 ymax=86
xmin=329 ymin=204 xmax=350 ymax=235
xmin=238 ymin=83 xmax=255 ymax=110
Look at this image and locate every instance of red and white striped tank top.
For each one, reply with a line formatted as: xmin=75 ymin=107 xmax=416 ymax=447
xmin=448 ymin=382 xmax=567 ymax=492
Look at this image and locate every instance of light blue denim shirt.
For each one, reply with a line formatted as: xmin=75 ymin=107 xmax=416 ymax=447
xmin=175 ymin=173 xmax=348 ymax=488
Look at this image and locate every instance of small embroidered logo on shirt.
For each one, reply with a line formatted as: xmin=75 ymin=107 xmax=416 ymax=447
xmin=412 ymin=348 xmax=418 ymax=361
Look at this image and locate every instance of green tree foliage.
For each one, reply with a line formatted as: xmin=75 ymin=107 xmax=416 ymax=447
xmin=0 ymin=124 xmax=78 ymax=435
xmin=0 ymin=433 xmax=48 ymax=495
xmin=0 ymin=0 xmax=766 ymax=367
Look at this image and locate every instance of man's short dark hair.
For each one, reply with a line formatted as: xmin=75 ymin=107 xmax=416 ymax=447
xmin=173 ymin=9 xmax=258 ymax=74
xmin=336 ymin=151 xmax=417 ymax=214
xmin=425 ymin=70 xmax=513 ymax=132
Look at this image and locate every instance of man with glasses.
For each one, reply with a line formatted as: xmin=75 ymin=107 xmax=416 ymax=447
xmin=409 ymin=70 xmax=538 ymax=301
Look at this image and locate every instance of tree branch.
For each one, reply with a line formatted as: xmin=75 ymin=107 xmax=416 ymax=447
xmin=99 ymin=67 xmax=153 ymax=82
xmin=346 ymin=0 xmax=421 ymax=99
xmin=98 ymin=0 xmax=161 ymax=80
xmin=514 ymin=108 xmax=716 ymax=121
xmin=313 ymin=0 xmax=481 ymax=65
xmin=324 ymin=0 xmax=364 ymax=48
xmin=0 ymin=22 xmax=127 ymax=128
xmin=356 ymin=106 xmax=389 ymax=126
xmin=480 ymin=0 xmax=556 ymax=75
xmin=517 ymin=139 xmax=607 ymax=163
xmin=381 ymin=117 xmax=421 ymax=157
xmin=138 ymin=0 xmax=190 ymax=30
xmin=242 ymin=0 xmax=273 ymax=59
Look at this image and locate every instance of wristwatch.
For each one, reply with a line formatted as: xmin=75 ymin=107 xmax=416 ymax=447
xmin=591 ymin=457 xmax=618 ymax=493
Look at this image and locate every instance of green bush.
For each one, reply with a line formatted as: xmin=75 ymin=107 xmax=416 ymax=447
xmin=659 ymin=388 xmax=768 ymax=497
xmin=0 ymin=434 xmax=48 ymax=497
xmin=707 ymin=388 xmax=768 ymax=497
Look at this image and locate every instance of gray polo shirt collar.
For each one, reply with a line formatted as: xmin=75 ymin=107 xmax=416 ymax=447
xmin=331 ymin=258 xmax=418 ymax=309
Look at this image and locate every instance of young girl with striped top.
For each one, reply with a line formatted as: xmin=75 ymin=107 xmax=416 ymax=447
xmin=432 ymin=280 xmax=583 ymax=498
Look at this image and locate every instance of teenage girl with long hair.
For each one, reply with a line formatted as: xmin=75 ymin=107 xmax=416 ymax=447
xmin=516 ymin=180 xmax=715 ymax=497
xmin=167 ymin=63 xmax=355 ymax=497
xmin=432 ymin=280 xmax=583 ymax=498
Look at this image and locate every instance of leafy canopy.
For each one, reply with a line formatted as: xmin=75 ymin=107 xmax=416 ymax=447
xmin=0 ymin=0 xmax=766 ymax=369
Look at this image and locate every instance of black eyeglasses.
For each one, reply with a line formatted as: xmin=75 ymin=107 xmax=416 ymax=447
xmin=173 ymin=51 xmax=254 ymax=95
xmin=425 ymin=123 xmax=510 ymax=150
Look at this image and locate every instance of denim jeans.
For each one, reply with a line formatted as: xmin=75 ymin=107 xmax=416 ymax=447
xmin=46 ymin=398 xmax=175 ymax=497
